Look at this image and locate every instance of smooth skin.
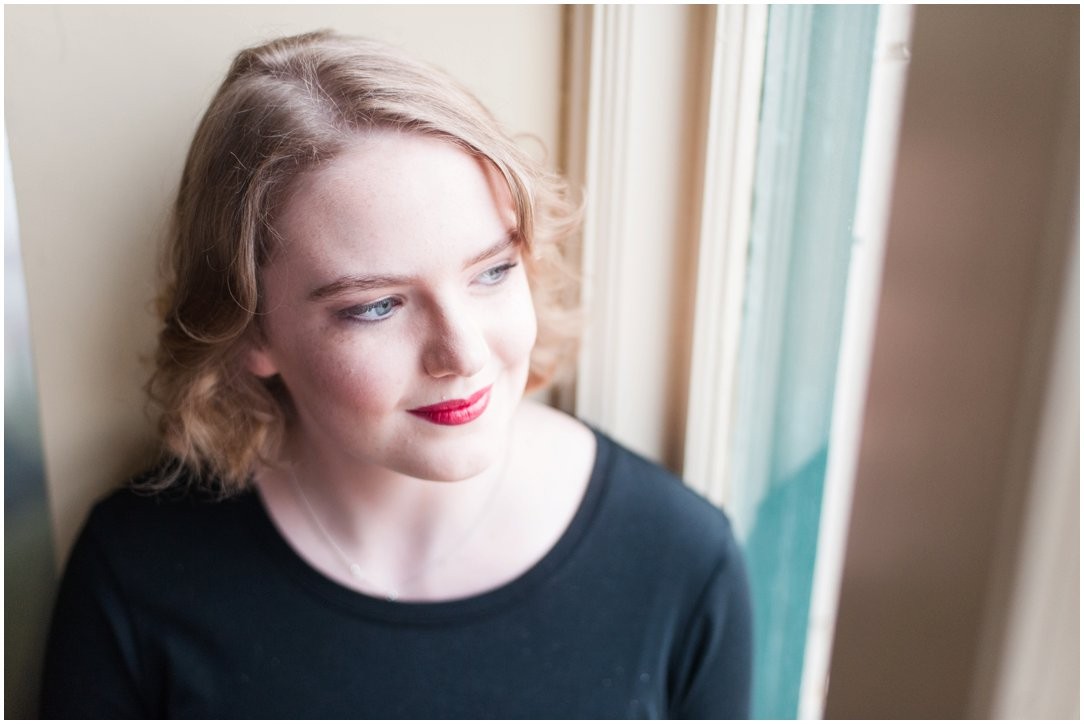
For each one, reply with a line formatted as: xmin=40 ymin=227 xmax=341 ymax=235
xmin=248 ymin=130 xmax=595 ymax=601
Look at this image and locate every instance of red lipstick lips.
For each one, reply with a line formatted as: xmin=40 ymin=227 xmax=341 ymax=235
xmin=408 ymin=385 xmax=492 ymax=426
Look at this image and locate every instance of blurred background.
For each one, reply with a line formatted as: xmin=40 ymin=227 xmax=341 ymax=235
xmin=5 ymin=4 xmax=1078 ymax=719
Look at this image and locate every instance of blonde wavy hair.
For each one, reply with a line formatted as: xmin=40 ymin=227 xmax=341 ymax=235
xmin=146 ymin=30 xmax=580 ymax=494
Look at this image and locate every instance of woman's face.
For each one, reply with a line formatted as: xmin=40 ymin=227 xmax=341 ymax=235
xmin=248 ymin=131 xmax=537 ymax=481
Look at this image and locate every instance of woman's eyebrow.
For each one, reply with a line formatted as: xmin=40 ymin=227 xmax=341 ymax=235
xmin=308 ymin=274 xmax=410 ymax=301
xmin=306 ymin=231 xmax=518 ymax=302
xmin=461 ymin=231 xmax=517 ymax=268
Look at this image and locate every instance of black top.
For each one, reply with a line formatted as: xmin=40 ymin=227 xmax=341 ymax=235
xmin=41 ymin=428 xmax=752 ymax=719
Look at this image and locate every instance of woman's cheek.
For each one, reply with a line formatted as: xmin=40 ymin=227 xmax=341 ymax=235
xmin=307 ymin=335 xmax=404 ymax=413
xmin=504 ymin=285 xmax=539 ymax=362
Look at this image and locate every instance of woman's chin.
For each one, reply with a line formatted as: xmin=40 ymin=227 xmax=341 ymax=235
xmin=403 ymin=453 xmax=500 ymax=484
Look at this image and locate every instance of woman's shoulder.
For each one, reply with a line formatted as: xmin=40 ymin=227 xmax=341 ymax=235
xmin=515 ymin=400 xmax=739 ymax=563
xmin=590 ymin=427 xmax=741 ymax=570
xmin=77 ymin=465 xmax=258 ymax=559
xmin=93 ymin=463 xmax=245 ymax=510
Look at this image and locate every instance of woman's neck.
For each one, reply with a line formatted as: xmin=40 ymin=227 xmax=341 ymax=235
xmin=257 ymin=412 xmax=517 ymax=595
xmin=252 ymin=399 xmax=595 ymax=602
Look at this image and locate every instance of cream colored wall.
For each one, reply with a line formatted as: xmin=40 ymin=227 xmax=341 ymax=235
xmin=4 ymin=5 xmax=564 ymax=565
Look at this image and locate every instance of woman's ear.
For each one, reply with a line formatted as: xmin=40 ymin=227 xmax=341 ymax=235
xmin=245 ymin=344 xmax=279 ymax=379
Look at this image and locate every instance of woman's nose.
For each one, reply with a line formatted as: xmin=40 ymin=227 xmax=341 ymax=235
xmin=421 ymin=308 xmax=489 ymax=379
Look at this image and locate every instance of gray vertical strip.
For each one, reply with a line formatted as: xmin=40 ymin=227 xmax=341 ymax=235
xmin=4 ymin=132 xmax=56 ymax=719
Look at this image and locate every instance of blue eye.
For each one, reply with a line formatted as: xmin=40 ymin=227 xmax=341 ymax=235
xmin=477 ymin=262 xmax=517 ymax=286
xmin=341 ymin=297 xmax=400 ymax=323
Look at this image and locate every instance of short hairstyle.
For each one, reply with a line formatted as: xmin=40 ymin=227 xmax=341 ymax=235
xmin=146 ymin=30 xmax=580 ymax=494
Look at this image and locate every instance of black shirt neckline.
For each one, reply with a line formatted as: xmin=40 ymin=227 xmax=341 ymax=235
xmin=241 ymin=426 xmax=612 ymax=625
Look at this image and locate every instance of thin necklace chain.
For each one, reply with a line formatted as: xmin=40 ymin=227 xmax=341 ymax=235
xmin=289 ymin=455 xmax=507 ymax=602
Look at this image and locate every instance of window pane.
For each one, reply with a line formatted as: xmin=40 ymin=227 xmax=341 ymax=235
xmin=728 ymin=5 xmax=879 ymax=719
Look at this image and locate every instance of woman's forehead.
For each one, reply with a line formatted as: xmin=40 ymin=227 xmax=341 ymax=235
xmin=269 ymin=133 xmax=517 ymax=274
xmin=287 ymin=133 xmax=510 ymax=221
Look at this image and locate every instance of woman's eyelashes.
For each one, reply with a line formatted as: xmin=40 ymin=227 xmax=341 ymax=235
xmin=475 ymin=260 xmax=518 ymax=286
xmin=337 ymin=260 xmax=519 ymax=324
xmin=340 ymin=297 xmax=402 ymax=323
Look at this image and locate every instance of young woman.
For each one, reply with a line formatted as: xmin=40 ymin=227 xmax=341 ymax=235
xmin=41 ymin=31 xmax=751 ymax=718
